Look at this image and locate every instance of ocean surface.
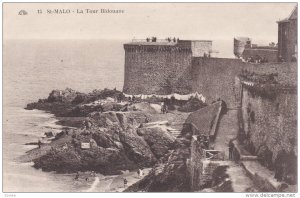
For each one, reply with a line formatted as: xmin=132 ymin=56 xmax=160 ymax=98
xmin=3 ymin=38 xmax=235 ymax=192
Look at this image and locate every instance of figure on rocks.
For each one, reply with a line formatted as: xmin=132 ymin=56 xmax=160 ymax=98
xmin=228 ymin=140 xmax=234 ymax=160
xmin=38 ymin=140 xmax=42 ymax=149
xmin=123 ymin=178 xmax=128 ymax=188
xmin=75 ymin=172 xmax=79 ymax=180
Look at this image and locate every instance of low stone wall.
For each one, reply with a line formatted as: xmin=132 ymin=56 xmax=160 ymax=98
xmin=189 ymin=136 xmax=224 ymax=191
xmin=184 ymin=101 xmax=223 ymax=137
xmin=241 ymin=161 xmax=288 ymax=192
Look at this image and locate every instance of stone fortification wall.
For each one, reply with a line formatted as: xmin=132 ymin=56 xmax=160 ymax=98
xmin=242 ymin=48 xmax=278 ymax=62
xmin=191 ymin=57 xmax=246 ymax=106
xmin=189 ymin=136 xmax=221 ymax=191
xmin=123 ymin=44 xmax=192 ymax=95
xmin=241 ymin=87 xmax=297 ymax=163
xmin=190 ymin=40 xmax=212 ymax=57
xmin=124 ymin=47 xmax=296 ymax=108
xmin=191 ymin=58 xmax=296 ymax=107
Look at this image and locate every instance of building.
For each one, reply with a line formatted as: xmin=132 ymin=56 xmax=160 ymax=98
xmin=123 ymin=39 xmax=212 ymax=95
xmin=277 ymin=6 xmax=297 ymax=62
xmin=234 ymin=37 xmax=278 ymax=63
xmin=233 ymin=37 xmax=252 ymax=58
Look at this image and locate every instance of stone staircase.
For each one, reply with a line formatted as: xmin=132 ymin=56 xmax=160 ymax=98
xmin=212 ymin=109 xmax=260 ymax=192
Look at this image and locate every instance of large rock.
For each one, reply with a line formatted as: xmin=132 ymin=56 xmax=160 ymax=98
xmin=47 ymin=88 xmax=80 ymax=103
xmin=89 ymin=112 xmax=121 ymax=128
xmin=91 ymin=127 xmax=123 ymax=149
xmin=88 ymin=111 xmax=149 ymax=130
xmin=33 ymin=144 xmax=137 ymax=175
xmin=32 ymin=111 xmax=158 ymax=174
xmin=125 ymin=145 xmax=191 ymax=192
xmin=137 ymin=127 xmax=176 ymax=158
xmin=119 ymin=127 xmax=157 ymax=167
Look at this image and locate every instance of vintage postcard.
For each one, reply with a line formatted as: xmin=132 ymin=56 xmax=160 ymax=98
xmin=2 ymin=2 xmax=298 ymax=194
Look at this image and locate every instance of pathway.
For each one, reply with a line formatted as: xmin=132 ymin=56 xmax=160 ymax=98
xmin=213 ymin=109 xmax=258 ymax=192
xmin=214 ymin=109 xmax=239 ymax=159
xmin=225 ymin=162 xmax=257 ymax=192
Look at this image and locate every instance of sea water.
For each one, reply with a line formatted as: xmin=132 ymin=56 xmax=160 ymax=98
xmin=3 ymin=38 xmax=235 ymax=192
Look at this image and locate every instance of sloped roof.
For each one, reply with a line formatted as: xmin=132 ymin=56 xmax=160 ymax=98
xmin=289 ymin=5 xmax=297 ymax=20
xmin=277 ymin=5 xmax=297 ymax=23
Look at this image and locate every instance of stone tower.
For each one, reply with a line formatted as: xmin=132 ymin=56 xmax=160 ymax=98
xmin=123 ymin=39 xmax=212 ymax=95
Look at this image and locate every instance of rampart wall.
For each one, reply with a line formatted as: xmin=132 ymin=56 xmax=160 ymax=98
xmin=242 ymin=48 xmax=278 ymax=62
xmin=191 ymin=57 xmax=247 ymax=106
xmin=123 ymin=45 xmax=192 ymax=95
xmin=241 ymin=87 xmax=297 ymax=163
xmin=191 ymin=58 xmax=296 ymax=107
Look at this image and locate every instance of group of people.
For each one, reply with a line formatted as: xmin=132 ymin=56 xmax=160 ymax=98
xmin=146 ymin=37 xmax=157 ymax=42
xmin=244 ymin=56 xmax=269 ymax=64
xmin=166 ymin=37 xmax=179 ymax=43
xmin=144 ymin=37 xmax=180 ymax=43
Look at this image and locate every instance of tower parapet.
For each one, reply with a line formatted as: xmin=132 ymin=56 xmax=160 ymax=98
xmin=123 ymin=38 xmax=212 ymax=95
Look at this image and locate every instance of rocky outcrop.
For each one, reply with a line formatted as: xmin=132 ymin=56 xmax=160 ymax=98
xmin=25 ymin=88 xmax=125 ymax=117
xmin=137 ymin=127 xmax=176 ymax=158
xmin=125 ymin=138 xmax=191 ymax=192
xmin=25 ymin=88 xmax=191 ymax=179
xmin=47 ymin=88 xmax=80 ymax=103
xmin=31 ymin=111 xmax=160 ymax=174
xmin=33 ymin=142 xmax=137 ymax=175
xmin=119 ymin=127 xmax=157 ymax=167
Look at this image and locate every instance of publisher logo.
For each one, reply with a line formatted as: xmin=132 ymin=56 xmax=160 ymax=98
xmin=18 ymin=10 xmax=28 ymax=15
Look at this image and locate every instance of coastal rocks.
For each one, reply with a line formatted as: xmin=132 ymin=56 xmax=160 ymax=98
xmin=31 ymin=111 xmax=158 ymax=174
xmin=25 ymin=88 xmax=185 ymax=177
xmin=25 ymin=88 xmax=125 ymax=117
xmin=47 ymin=88 xmax=80 ymax=103
xmin=88 ymin=111 xmax=150 ymax=130
xmin=125 ymin=144 xmax=191 ymax=192
xmin=33 ymin=143 xmax=137 ymax=175
xmin=32 ymin=126 xmax=156 ymax=174
xmin=119 ymin=127 xmax=157 ymax=167
xmin=91 ymin=128 xmax=122 ymax=149
xmin=25 ymin=101 xmax=74 ymax=117
xmin=45 ymin=132 xmax=54 ymax=138
xmin=137 ymin=127 xmax=176 ymax=158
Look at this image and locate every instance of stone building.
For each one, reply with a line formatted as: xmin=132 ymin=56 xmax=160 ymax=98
xmin=234 ymin=37 xmax=278 ymax=63
xmin=123 ymin=39 xmax=212 ymax=95
xmin=277 ymin=6 xmax=297 ymax=62
xmin=233 ymin=37 xmax=252 ymax=58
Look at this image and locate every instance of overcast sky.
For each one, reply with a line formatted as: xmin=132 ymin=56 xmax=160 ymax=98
xmin=3 ymin=3 xmax=296 ymax=41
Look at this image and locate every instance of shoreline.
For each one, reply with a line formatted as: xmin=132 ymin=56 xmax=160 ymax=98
xmin=20 ymin=87 xmax=201 ymax=191
xmin=18 ymin=107 xmax=151 ymax=192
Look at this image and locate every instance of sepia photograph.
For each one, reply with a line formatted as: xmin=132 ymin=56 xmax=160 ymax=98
xmin=2 ymin=2 xmax=298 ymax=194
